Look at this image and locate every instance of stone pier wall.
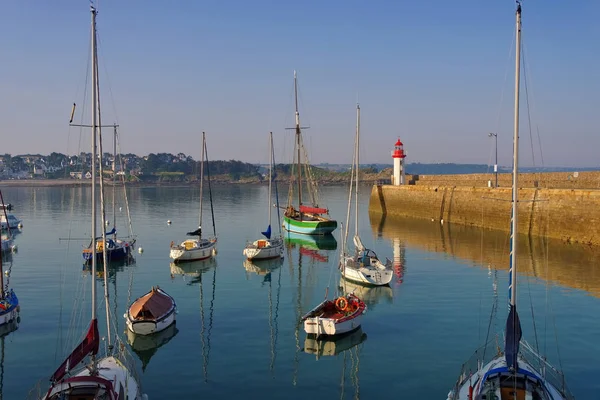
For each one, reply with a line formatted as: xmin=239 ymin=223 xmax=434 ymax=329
xmin=369 ymin=184 xmax=600 ymax=246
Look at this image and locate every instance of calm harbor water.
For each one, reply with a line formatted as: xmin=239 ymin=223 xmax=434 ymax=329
xmin=1 ymin=184 xmax=599 ymax=399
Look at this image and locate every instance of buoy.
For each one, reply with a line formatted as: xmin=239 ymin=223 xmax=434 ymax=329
xmin=431 ymin=218 xmax=435 ymax=222
xmin=4 ymin=270 xmax=8 ymax=276
xmin=138 ymin=247 xmax=143 ymax=254
xmin=440 ymin=218 xmax=444 ymax=225
xmin=11 ymin=245 xmax=17 ymax=253
xmin=119 ymin=206 xmax=122 ymax=212
xmin=105 ymin=220 xmax=110 ymax=226
xmin=167 ymin=220 xmax=172 ymax=225
xmin=17 ymin=223 xmax=23 ymax=228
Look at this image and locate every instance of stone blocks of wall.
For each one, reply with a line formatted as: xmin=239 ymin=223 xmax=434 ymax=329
xmin=369 ymin=184 xmax=600 ymax=246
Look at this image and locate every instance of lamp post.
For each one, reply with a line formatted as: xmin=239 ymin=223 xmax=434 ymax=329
xmin=488 ymin=132 xmax=498 ymax=188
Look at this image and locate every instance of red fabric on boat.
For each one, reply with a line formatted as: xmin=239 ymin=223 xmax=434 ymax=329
xmin=51 ymin=319 xmax=99 ymax=383
xmin=299 ymin=205 xmax=328 ymax=214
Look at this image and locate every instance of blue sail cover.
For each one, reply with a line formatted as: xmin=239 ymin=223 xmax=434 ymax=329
xmin=505 ymin=304 xmax=522 ymax=370
xmin=95 ymin=227 xmax=116 ymax=239
xmin=261 ymin=224 xmax=272 ymax=239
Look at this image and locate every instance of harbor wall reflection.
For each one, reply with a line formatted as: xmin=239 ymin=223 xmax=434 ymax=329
xmin=369 ymin=211 xmax=600 ymax=297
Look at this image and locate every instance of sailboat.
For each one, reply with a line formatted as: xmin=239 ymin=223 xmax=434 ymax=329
xmin=0 ymin=223 xmax=18 ymax=328
xmin=282 ymin=71 xmax=337 ymax=236
xmin=0 ymin=192 xmax=16 ymax=255
xmin=243 ymin=132 xmax=284 ymax=260
xmin=40 ymin=6 xmax=145 ymax=399
xmin=301 ymin=223 xmax=366 ymax=337
xmin=447 ymin=3 xmax=574 ymax=399
xmin=340 ymin=104 xmax=393 ymax=286
xmin=82 ymin=126 xmax=135 ymax=264
xmin=170 ymin=131 xmax=218 ymax=262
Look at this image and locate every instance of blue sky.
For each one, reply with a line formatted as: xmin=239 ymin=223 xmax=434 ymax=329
xmin=0 ymin=0 xmax=598 ymax=167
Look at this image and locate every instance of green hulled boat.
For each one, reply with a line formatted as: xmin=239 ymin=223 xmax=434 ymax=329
xmin=282 ymin=71 xmax=337 ymax=236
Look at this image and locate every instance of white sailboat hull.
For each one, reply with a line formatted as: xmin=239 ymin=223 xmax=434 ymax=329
xmin=170 ymin=238 xmax=217 ymax=262
xmin=243 ymin=238 xmax=283 ymax=260
xmin=341 ymin=255 xmax=393 ymax=286
xmin=44 ymin=356 xmax=146 ymax=400
xmin=448 ymin=350 xmax=570 ymax=400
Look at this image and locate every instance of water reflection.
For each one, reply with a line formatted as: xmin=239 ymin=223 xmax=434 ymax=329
xmin=242 ymin=257 xmax=283 ymax=278
xmin=370 ymin=212 xmax=600 ymax=297
xmin=126 ymin=322 xmax=179 ymax=372
xmin=0 ymin=319 xmax=18 ymax=399
xmin=338 ymin=279 xmax=393 ymax=310
xmin=284 ymin=232 xmax=337 ymax=263
xmin=303 ymin=327 xmax=367 ymax=359
xmin=170 ymin=259 xmax=217 ymax=382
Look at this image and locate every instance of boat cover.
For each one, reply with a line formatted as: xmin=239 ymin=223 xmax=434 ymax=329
xmin=130 ymin=287 xmax=173 ymax=321
xmin=299 ymin=205 xmax=328 ymax=214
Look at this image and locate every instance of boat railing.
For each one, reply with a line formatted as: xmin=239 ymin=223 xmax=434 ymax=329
xmin=519 ymin=340 xmax=575 ymax=399
xmin=453 ymin=338 xmax=502 ymax=389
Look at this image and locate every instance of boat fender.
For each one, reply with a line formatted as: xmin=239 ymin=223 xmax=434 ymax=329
xmin=335 ymin=297 xmax=348 ymax=311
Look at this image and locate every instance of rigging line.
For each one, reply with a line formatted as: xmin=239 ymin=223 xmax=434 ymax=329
xmin=495 ymin=24 xmax=517 ymax=134
xmin=522 ymin=41 xmax=545 ymax=168
xmin=204 ymin=139 xmax=217 ymax=237
xmin=96 ymin=34 xmax=120 ymax=124
xmin=521 ymin=39 xmax=536 ymax=169
xmin=525 ymin=256 xmax=540 ymax=356
xmin=96 ymin=53 xmax=113 ymax=350
xmin=66 ymin=35 xmax=92 ymax=178
xmin=116 ymin=138 xmax=135 ymax=237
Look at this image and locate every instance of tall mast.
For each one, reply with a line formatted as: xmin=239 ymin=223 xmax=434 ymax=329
xmin=294 ymin=71 xmax=302 ymax=210
xmin=112 ymin=124 xmax=117 ymax=240
xmin=509 ymin=1 xmax=521 ymax=308
xmin=199 ymin=132 xmax=205 ymax=234
xmin=268 ymin=132 xmax=273 ymax=228
xmin=354 ymin=104 xmax=360 ymax=236
xmin=90 ymin=4 xmax=98 ymax=324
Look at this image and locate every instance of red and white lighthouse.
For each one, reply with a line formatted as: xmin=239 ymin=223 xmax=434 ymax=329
xmin=391 ymin=138 xmax=406 ymax=185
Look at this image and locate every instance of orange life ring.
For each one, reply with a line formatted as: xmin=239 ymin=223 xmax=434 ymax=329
xmin=335 ymin=297 xmax=348 ymax=311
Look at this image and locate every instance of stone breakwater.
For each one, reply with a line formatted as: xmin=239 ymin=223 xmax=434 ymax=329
xmin=369 ymin=184 xmax=600 ymax=246
xmin=409 ymin=171 xmax=600 ymax=189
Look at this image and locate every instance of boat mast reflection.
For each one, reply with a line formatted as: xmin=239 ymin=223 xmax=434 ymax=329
xmin=170 ymin=259 xmax=217 ymax=382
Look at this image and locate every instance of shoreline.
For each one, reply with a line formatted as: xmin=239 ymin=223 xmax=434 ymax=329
xmin=0 ymin=178 xmax=363 ymax=188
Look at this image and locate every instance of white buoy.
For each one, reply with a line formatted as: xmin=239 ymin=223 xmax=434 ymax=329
xmin=105 ymin=220 xmax=110 ymax=226
xmin=167 ymin=220 xmax=171 ymax=225
xmin=138 ymin=247 xmax=143 ymax=254
xmin=17 ymin=223 xmax=23 ymax=228
xmin=440 ymin=218 xmax=444 ymax=225
xmin=4 ymin=270 xmax=8 ymax=276
xmin=119 ymin=206 xmax=122 ymax=212
xmin=10 ymin=245 xmax=17 ymax=253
